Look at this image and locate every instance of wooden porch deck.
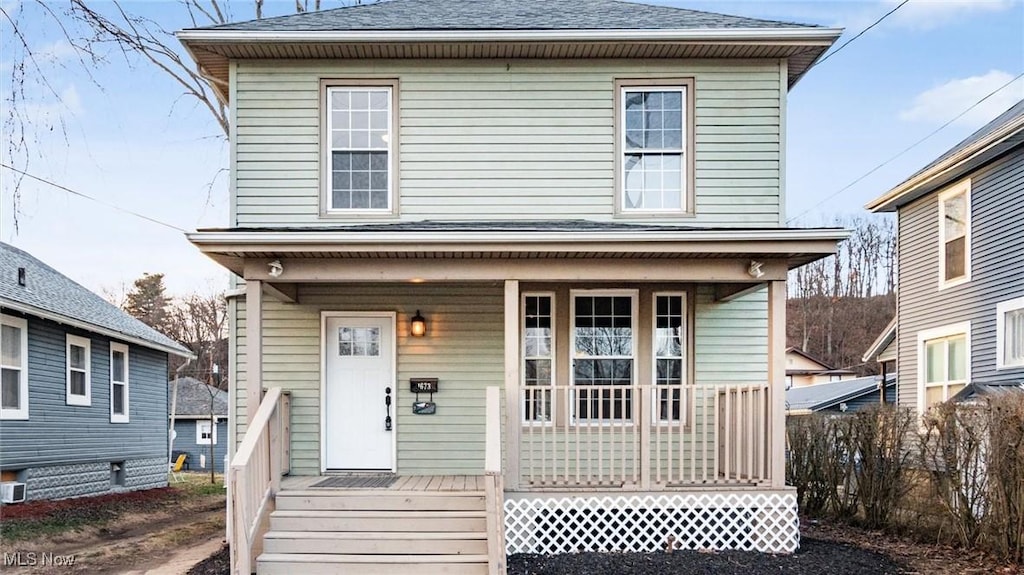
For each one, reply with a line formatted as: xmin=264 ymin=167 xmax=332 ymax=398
xmin=281 ymin=474 xmax=488 ymax=492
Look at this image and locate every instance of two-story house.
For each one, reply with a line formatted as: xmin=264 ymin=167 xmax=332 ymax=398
xmin=177 ymin=1 xmax=844 ymax=572
xmin=0 ymin=243 xmax=192 ymax=501
xmin=866 ymin=100 xmax=1024 ymax=416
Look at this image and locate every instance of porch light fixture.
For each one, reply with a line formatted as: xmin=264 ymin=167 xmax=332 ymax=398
xmin=268 ymin=259 xmax=284 ymax=278
xmin=410 ymin=310 xmax=427 ymax=337
xmin=747 ymin=260 xmax=765 ymax=279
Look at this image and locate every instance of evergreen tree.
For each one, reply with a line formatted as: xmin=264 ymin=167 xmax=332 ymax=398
xmin=124 ymin=273 xmax=171 ymax=333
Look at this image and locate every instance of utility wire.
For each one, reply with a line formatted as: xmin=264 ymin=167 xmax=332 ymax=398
xmin=811 ymin=0 xmax=910 ymax=70
xmin=788 ymin=70 xmax=1024 ymax=224
xmin=0 ymin=162 xmax=187 ymax=232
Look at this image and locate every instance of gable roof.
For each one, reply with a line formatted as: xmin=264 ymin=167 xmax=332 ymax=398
xmin=867 ymin=99 xmax=1024 ymax=212
xmin=169 ymin=377 xmax=228 ymax=418
xmin=786 ymin=374 xmax=896 ymax=413
xmin=862 ymin=316 xmax=897 ymax=363
xmin=0 ymin=243 xmax=192 ymax=357
xmin=177 ymin=0 xmax=842 ymax=102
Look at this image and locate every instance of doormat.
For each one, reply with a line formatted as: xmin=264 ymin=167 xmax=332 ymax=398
xmin=310 ymin=475 xmax=398 ymax=489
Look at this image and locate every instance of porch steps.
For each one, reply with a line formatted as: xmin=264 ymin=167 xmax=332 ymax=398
xmin=256 ymin=490 xmax=491 ymax=575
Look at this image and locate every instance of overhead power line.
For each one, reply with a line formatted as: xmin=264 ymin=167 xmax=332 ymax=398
xmin=788 ymin=70 xmax=1024 ymax=224
xmin=811 ymin=0 xmax=910 ymax=70
xmin=0 ymin=163 xmax=187 ymax=233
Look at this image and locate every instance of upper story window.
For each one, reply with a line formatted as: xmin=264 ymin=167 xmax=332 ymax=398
xmin=110 ymin=342 xmax=129 ymax=423
xmin=918 ymin=322 xmax=969 ymax=414
xmin=66 ymin=334 xmax=91 ymax=406
xmin=322 ymin=81 xmax=398 ymax=216
xmin=1 ymin=314 xmax=29 ymax=420
xmin=616 ymin=79 xmax=693 ymax=215
xmin=938 ymin=180 xmax=971 ymax=288
xmin=996 ymin=296 xmax=1024 ymax=369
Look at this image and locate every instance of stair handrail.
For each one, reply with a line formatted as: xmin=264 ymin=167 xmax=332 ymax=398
xmin=229 ymin=386 xmax=287 ymax=575
xmin=484 ymin=386 xmax=507 ymax=575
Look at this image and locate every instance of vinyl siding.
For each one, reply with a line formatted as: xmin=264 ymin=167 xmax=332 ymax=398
xmin=233 ymin=59 xmax=782 ymax=226
xmin=0 ymin=312 xmax=169 ymax=469
xmin=171 ymin=419 xmax=228 ymax=473
xmin=233 ymin=282 xmax=767 ymax=476
xmin=896 ymin=148 xmax=1024 ymax=409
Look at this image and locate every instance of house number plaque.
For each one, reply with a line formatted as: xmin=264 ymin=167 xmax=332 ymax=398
xmin=410 ymin=378 xmax=438 ymax=415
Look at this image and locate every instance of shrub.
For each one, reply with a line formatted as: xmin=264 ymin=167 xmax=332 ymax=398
xmin=851 ymin=406 xmax=914 ymax=528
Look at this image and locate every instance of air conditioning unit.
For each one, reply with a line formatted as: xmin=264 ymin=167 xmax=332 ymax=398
xmin=0 ymin=482 xmax=26 ymax=504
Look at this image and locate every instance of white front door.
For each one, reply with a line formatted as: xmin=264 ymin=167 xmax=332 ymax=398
xmin=323 ymin=314 xmax=395 ymax=471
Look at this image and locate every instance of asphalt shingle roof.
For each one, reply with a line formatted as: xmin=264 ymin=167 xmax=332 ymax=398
xmin=786 ymin=374 xmax=895 ymax=412
xmin=169 ymin=377 xmax=228 ymax=417
xmin=0 ymin=242 xmax=190 ymax=356
xmin=198 ymin=0 xmax=817 ymax=32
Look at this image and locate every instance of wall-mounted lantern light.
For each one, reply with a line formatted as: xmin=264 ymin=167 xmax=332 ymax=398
xmin=747 ymin=260 xmax=765 ymax=279
xmin=410 ymin=310 xmax=427 ymax=337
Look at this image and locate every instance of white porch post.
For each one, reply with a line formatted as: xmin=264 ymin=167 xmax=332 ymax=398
xmin=245 ymin=279 xmax=264 ymax=424
xmin=768 ymin=280 xmax=787 ymax=488
xmin=504 ymin=280 xmax=520 ymax=491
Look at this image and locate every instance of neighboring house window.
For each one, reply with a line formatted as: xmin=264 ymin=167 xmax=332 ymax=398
xmin=938 ymin=180 xmax=971 ymax=287
xmin=617 ymin=79 xmax=693 ymax=214
xmin=918 ymin=322 xmax=970 ymax=414
xmin=110 ymin=342 xmax=129 ymax=423
xmin=572 ymin=292 xmax=636 ymax=422
xmin=523 ymin=293 xmax=554 ymax=422
xmin=654 ymin=293 xmax=686 ymax=423
xmin=323 ymin=82 xmax=397 ymax=214
xmin=1 ymin=314 xmax=29 ymax=420
xmin=785 ymin=375 xmax=793 ymax=390
xmin=66 ymin=334 xmax=91 ymax=406
xmin=197 ymin=420 xmax=217 ymax=445
xmin=829 ymin=375 xmax=843 ymax=383
xmin=996 ymin=296 xmax=1024 ymax=369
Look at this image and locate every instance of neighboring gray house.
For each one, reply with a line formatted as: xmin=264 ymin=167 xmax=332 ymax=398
xmin=786 ymin=374 xmax=896 ymax=415
xmin=0 ymin=243 xmax=192 ymax=501
xmin=867 ymin=99 xmax=1024 ymax=415
xmin=170 ymin=377 xmax=228 ymax=473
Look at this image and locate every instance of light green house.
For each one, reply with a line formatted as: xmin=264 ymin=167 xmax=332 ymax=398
xmin=178 ymin=1 xmax=845 ymax=573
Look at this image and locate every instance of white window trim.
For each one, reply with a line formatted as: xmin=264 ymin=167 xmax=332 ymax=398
xmin=996 ymin=296 xmax=1024 ymax=369
xmin=618 ymin=85 xmax=689 ymax=214
xmin=0 ymin=314 xmax=29 ymax=420
xmin=522 ymin=292 xmax=556 ymax=425
xmin=197 ymin=419 xmax=218 ymax=445
xmin=652 ymin=292 xmax=688 ymax=426
xmin=938 ymin=179 xmax=971 ymax=290
xmin=66 ymin=334 xmax=91 ymax=406
xmin=110 ymin=342 xmax=129 ymax=423
xmin=321 ymin=81 xmax=399 ymax=216
xmin=570 ymin=289 xmax=639 ymax=425
xmin=916 ymin=321 xmax=971 ymax=416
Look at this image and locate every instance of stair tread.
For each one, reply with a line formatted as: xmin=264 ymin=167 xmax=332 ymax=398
xmin=272 ymin=510 xmax=485 ymax=517
xmin=257 ymin=553 xmax=489 ymax=563
xmin=280 ymin=490 xmax=486 ymax=497
xmin=265 ymin=531 xmax=486 ymax=540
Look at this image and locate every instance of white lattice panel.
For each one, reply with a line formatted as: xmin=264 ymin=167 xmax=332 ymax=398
xmin=504 ymin=492 xmax=798 ymax=555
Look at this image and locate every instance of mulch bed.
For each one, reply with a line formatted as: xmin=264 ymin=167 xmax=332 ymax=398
xmin=0 ymin=487 xmax=175 ymax=521
xmin=188 ymin=543 xmax=230 ymax=575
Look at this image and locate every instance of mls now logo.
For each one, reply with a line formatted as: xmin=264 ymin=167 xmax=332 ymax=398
xmin=3 ymin=552 xmax=77 ymax=567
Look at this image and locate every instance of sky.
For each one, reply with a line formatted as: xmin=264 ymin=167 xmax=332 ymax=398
xmin=1 ymin=0 xmax=1023 ymax=298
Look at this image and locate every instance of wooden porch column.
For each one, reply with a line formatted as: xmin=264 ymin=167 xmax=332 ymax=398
xmin=245 ymin=279 xmax=264 ymax=424
xmin=768 ymin=280 xmax=787 ymax=488
xmin=504 ymin=280 xmax=521 ymax=491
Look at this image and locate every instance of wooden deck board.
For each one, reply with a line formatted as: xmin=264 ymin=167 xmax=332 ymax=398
xmin=281 ymin=474 xmax=485 ymax=493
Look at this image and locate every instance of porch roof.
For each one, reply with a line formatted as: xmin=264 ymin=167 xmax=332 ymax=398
xmin=186 ymin=220 xmax=848 ymax=278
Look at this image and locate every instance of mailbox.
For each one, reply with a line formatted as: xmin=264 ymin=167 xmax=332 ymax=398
xmin=410 ymin=378 xmax=438 ymax=414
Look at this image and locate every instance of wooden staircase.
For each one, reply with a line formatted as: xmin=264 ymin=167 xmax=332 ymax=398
xmin=256 ymin=489 xmax=492 ymax=575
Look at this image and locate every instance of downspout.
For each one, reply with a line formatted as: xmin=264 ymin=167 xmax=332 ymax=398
xmin=879 ymin=361 xmax=887 ymax=405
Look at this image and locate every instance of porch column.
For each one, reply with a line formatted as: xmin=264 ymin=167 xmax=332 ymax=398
xmin=768 ymin=280 xmax=786 ymax=488
xmin=245 ymin=279 xmax=264 ymax=424
xmin=504 ymin=280 xmax=521 ymax=490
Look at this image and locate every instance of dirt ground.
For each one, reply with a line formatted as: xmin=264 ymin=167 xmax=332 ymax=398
xmin=0 ymin=475 xmax=226 ymax=575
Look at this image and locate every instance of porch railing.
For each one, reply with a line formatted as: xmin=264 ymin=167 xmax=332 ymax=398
xmin=228 ymin=387 xmax=290 ymax=575
xmin=520 ymin=383 xmax=770 ymax=489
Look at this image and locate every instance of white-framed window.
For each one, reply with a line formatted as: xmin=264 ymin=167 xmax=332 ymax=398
xmin=617 ymin=79 xmax=692 ymax=214
xmin=1 ymin=314 xmax=29 ymax=420
xmin=917 ymin=322 xmax=970 ymax=414
xmin=996 ymin=296 xmax=1024 ymax=369
xmin=110 ymin=342 xmax=129 ymax=423
xmin=323 ymin=82 xmax=397 ymax=214
xmin=66 ymin=334 xmax=91 ymax=406
xmin=197 ymin=419 xmax=217 ymax=445
xmin=785 ymin=375 xmax=793 ymax=390
xmin=653 ymin=293 xmax=686 ymax=424
xmin=523 ymin=293 xmax=554 ymax=423
xmin=938 ymin=180 xmax=971 ymax=288
xmin=571 ymin=290 xmax=637 ymax=423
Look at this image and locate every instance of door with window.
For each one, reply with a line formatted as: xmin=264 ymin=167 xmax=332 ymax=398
xmin=323 ymin=314 xmax=395 ymax=471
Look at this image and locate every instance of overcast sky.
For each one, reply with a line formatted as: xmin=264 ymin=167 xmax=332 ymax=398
xmin=1 ymin=0 xmax=1022 ymax=297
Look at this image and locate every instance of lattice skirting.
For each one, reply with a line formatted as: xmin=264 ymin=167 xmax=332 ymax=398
xmin=504 ymin=491 xmax=799 ymax=555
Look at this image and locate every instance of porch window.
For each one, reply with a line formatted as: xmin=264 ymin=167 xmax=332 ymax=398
xmin=323 ymin=82 xmax=396 ymax=214
xmin=572 ymin=292 xmax=635 ymax=422
xmin=66 ymin=334 xmax=91 ymax=406
xmin=654 ymin=294 xmax=685 ymax=423
xmin=1 ymin=314 xmax=28 ymax=420
xmin=110 ymin=342 xmax=129 ymax=423
xmin=996 ymin=296 xmax=1024 ymax=369
xmin=918 ymin=322 xmax=969 ymax=413
xmin=523 ymin=294 xmax=554 ymax=422
xmin=938 ymin=180 xmax=970 ymax=287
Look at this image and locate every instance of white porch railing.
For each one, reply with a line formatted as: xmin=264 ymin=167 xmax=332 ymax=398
xmin=519 ymin=383 xmax=770 ymax=489
xmin=228 ymin=387 xmax=290 ymax=575
xmin=484 ymin=386 xmax=507 ymax=575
